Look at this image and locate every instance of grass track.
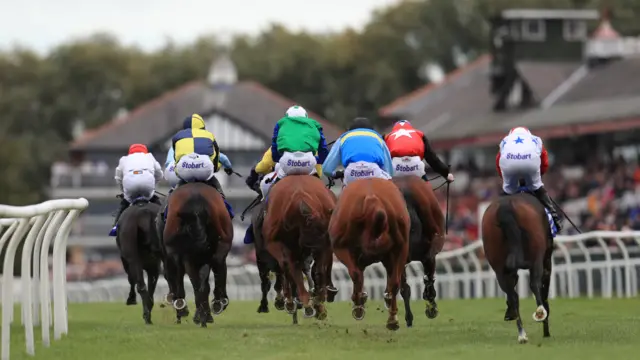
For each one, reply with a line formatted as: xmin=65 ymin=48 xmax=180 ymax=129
xmin=7 ymin=298 xmax=640 ymax=360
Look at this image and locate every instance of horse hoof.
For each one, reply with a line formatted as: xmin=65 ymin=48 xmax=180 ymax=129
xmin=362 ymin=292 xmax=369 ymax=304
xmin=518 ymin=334 xmax=529 ymax=344
xmin=386 ymin=321 xmax=400 ymax=331
xmin=200 ymin=321 xmax=207 ymax=328
xmin=532 ymin=305 xmax=548 ymax=322
xmin=206 ymin=313 xmax=214 ymax=323
xmin=274 ymin=297 xmax=285 ymax=311
xmin=304 ymin=306 xmax=316 ymax=318
xmin=425 ymin=302 xmax=439 ymax=319
xmin=295 ymin=298 xmax=303 ymax=310
xmin=164 ymin=293 xmax=173 ymax=306
xmin=257 ymin=305 xmax=269 ymax=313
xmin=177 ymin=307 xmax=189 ymax=318
xmin=352 ymin=306 xmax=365 ymax=320
xmin=221 ymin=298 xmax=229 ymax=307
xmin=126 ymin=298 xmax=137 ymax=306
xmin=212 ymin=301 xmax=224 ymax=315
xmin=173 ymin=299 xmax=187 ymax=310
xmin=143 ymin=315 xmax=152 ymax=325
xmin=285 ymin=300 xmax=297 ymax=315
xmin=327 ymin=287 xmax=338 ymax=303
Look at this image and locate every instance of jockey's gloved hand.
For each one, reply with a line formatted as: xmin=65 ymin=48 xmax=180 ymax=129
xmin=446 ymin=173 xmax=455 ymax=183
xmin=224 ymin=167 xmax=234 ymax=176
xmin=333 ymin=170 xmax=344 ymax=180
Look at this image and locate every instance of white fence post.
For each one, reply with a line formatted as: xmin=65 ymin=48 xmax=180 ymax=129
xmin=0 ymin=198 xmax=89 ymax=360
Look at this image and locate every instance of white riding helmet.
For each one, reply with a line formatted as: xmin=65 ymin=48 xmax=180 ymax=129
xmin=509 ymin=127 xmax=531 ymax=136
xmin=285 ymin=105 xmax=308 ymax=118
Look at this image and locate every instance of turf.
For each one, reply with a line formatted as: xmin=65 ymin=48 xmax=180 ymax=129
xmin=6 ymin=297 xmax=640 ymax=360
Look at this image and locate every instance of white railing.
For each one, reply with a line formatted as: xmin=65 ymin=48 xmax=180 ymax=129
xmin=9 ymin=231 xmax=637 ymax=306
xmin=0 ymin=198 xmax=89 ymax=360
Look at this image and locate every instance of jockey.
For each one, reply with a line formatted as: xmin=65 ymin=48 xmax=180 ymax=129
xmin=497 ymin=126 xmax=562 ymax=231
xmin=383 ymin=120 xmax=454 ymax=183
xmin=164 ymin=146 xmax=233 ymax=188
xmin=322 ymin=117 xmax=393 ymax=185
xmin=168 ymin=113 xmax=234 ymax=219
xmin=245 ymin=105 xmax=328 ymax=194
xmin=109 ymin=143 xmax=163 ymax=236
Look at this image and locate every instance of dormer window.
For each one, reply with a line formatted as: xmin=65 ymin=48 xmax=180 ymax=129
xmin=563 ymin=20 xmax=587 ymax=41
xmin=521 ymin=19 xmax=545 ymax=41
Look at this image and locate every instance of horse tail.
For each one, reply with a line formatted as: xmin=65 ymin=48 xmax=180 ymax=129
xmin=288 ymin=188 xmax=324 ymax=250
xmin=173 ymin=193 xmax=210 ymax=253
xmin=354 ymin=194 xmax=388 ymax=252
xmin=497 ymin=199 xmax=525 ymax=272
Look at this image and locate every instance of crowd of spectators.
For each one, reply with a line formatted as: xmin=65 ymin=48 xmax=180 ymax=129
xmin=439 ymin=155 xmax=640 ymax=250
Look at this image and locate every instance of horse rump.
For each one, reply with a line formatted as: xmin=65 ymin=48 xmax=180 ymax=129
xmin=497 ymin=198 xmax=527 ymax=272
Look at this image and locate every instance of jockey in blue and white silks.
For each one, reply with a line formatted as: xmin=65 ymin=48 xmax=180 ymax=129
xmin=164 ymin=146 xmax=232 ymax=188
xmin=322 ymin=117 xmax=394 ymax=185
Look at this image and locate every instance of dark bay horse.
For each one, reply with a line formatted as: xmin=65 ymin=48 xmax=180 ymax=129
xmin=262 ymin=175 xmax=336 ymax=324
xmin=481 ymin=191 xmax=553 ymax=344
xmin=163 ymin=182 xmax=233 ymax=327
xmin=329 ymin=178 xmax=410 ymax=331
xmin=392 ymin=175 xmax=445 ymax=326
xmin=116 ymin=198 xmax=162 ymax=324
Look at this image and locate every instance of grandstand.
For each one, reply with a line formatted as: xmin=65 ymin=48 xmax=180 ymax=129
xmin=379 ymin=9 xmax=640 ymax=249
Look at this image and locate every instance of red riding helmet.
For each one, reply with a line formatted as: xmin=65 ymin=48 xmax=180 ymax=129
xmin=128 ymin=144 xmax=148 ymax=155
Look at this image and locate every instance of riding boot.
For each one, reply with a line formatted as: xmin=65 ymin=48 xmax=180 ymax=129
xmin=243 ymin=225 xmax=254 ymax=245
xmin=109 ymin=197 xmax=130 ymax=236
xmin=208 ymin=176 xmax=235 ymax=219
xmin=421 ymin=174 xmax=429 ymax=182
xmin=533 ymin=187 xmax=563 ymax=232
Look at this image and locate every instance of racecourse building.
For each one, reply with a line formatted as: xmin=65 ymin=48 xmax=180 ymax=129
xmin=49 ymin=54 xmax=343 ymax=269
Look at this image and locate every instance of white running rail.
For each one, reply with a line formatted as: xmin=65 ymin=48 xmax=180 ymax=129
xmin=12 ymin=231 xmax=638 ymax=306
xmin=0 ymin=198 xmax=89 ymax=360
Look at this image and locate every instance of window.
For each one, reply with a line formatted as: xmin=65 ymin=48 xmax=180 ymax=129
xmin=563 ymin=20 xmax=587 ymax=41
xmin=521 ymin=19 xmax=545 ymax=41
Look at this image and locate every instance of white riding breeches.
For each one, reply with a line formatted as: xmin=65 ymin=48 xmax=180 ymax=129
xmin=164 ymin=161 xmax=180 ymax=188
xmin=122 ymin=170 xmax=155 ymax=203
xmin=277 ymin=151 xmax=317 ymax=177
xmin=499 ymin=151 xmax=543 ymax=194
xmin=391 ymin=156 xmax=426 ymax=178
xmin=343 ymin=161 xmax=391 ymax=186
xmin=175 ymin=153 xmax=214 ymax=183
xmin=260 ymin=171 xmax=278 ymax=198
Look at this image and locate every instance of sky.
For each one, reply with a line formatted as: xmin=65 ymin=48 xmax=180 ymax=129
xmin=0 ymin=0 xmax=400 ymax=53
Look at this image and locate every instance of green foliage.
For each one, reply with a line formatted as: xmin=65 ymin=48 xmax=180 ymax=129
xmin=1 ymin=0 xmax=639 ymax=205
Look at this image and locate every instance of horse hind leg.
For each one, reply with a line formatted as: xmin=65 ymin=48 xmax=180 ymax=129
xmin=170 ymin=255 xmax=189 ymax=323
xmin=421 ymin=257 xmax=438 ymax=319
xmin=256 ymin=257 xmax=271 ymax=313
xmin=496 ymin=270 xmax=528 ymax=344
xmin=211 ymin=258 xmax=230 ymax=315
xmin=122 ymin=257 xmax=137 ymax=306
xmin=400 ymin=270 xmax=414 ymax=328
xmin=334 ymin=248 xmax=366 ymax=321
xmin=130 ymin=259 xmax=152 ymax=325
xmin=273 ymin=269 xmax=286 ymax=311
xmin=145 ymin=261 xmax=161 ymax=323
xmin=529 ymin=261 xmax=548 ymax=324
xmin=187 ymin=262 xmax=212 ymax=328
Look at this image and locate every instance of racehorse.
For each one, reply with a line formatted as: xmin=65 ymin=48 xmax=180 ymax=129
xmin=329 ymin=178 xmax=410 ymax=330
xmin=163 ymin=182 xmax=234 ymax=327
xmin=262 ymin=175 xmax=336 ymax=324
xmin=392 ymin=175 xmax=445 ymax=326
xmin=116 ymin=197 xmax=163 ymax=325
xmin=481 ymin=190 xmax=554 ymax=343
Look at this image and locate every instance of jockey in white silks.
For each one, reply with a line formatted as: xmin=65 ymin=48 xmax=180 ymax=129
xmin=109 ymin=143 xmax=163 ymax=236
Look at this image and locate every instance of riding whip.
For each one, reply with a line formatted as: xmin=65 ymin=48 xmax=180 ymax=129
xmin=445 ymin=165 xmax=451 ymax=235
xmin=550 ymin=197 xmax=581 ymax=234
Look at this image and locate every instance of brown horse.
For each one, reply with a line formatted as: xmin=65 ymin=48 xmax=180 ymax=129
xmin=481 ymin=191 xmax=553 ymax=344
xmin=163 ymin=182 xmax=234 ymax=327
xmin=262 ymin=175 xmax=336 ymax=324
xmin=330 ymin=178 xmax=410 ymax=331
xmin=392 ymin=175 xmax=445 ymax=326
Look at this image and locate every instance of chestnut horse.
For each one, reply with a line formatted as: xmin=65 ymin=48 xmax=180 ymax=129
xmin=329 ymin=178 xmax=410 ymax=330
xmin=262 ymin=175 xmax=336 ymax=324
xmin=163 ymin=182 xmax=233 ymax=327
xmin=481 ymin=191 xmax=554 ymax=344
xmin=392 ymin=176 xmax=445 ymax=326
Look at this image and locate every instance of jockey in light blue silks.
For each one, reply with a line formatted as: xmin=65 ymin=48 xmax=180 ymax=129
xmin=322 ymin=117 xmax=394 ymax=185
